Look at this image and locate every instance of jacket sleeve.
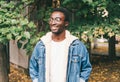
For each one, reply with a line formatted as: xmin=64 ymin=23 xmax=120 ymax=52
xmin=29 ymin=43 xmax=39 ymax=82
xmin=79 ymin=43 xmax=92 ymax=82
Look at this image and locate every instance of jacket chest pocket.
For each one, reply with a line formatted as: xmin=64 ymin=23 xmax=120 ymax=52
xmin=70 ymin=55 xmax=80 ymax=73
xmin=71 ymin=55 xmax=80 ymax=63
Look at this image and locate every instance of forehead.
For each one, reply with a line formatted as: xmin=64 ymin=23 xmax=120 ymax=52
xmin=50 ymin=11 xmax=65 ymax=18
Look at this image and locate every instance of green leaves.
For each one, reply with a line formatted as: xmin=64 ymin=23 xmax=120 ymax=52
xmin=83 ymin=0 xmax=93 ymax=4
xmin=28 ymin=22 xmax=35 ymax=28
xmin=22 ymin=0 xmax=34 ymax=5
xmin=0 ymin=1 xmax=38 ymax=55
xmin=23 ymin=31 xmax=30 ymax=39
xmin=20 ymin=19 xmax=29 ymax=26
xmin=7 ymin=34 xmax=12 ymax=40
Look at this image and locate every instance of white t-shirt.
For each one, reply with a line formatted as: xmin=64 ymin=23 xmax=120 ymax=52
xmin=50 ymin=39 xmax=68 ymax=82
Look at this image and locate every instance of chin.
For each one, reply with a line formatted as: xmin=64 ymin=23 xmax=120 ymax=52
xmin=52 ymin=31 xmax=61 ymax=35
xmin=52 ymin=31 xmax=59 ymax=34
xmin=51 ymin=29 xmax=58 ymax=33
xmin=51 ymin=29 xmax=64 ymax=35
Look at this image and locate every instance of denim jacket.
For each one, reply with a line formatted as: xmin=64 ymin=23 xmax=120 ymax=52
xmin=29 ymin=39 xmax=92 ymax=82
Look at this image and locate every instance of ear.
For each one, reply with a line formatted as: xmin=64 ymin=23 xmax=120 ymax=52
xmin=65 ymin=21 xmax=69 ymax=27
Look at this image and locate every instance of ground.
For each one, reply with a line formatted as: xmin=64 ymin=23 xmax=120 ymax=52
xmin=9 ymin=42 xmax=120 ymax=82
xmin=9 ymin=64 xmax=32 ymax=82
xmin=9 ymin=56 xmax=120 ymax=82
xmin=89 ymin=56 xmax=120 ymax=82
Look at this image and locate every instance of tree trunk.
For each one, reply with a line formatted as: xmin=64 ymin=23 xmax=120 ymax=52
xmin=108 ymin=35 xmax=116 ymax=58
xmin=0 ymin=44 xmax=9 ymax=82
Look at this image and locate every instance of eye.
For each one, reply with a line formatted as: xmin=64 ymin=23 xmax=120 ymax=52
xmin=49 ymin=17 xmax=62 ymax=22
xmin=55 ymin=17 xmax=61 ymax=22
xmin=48 ymin=18 xmax=53 ymax=22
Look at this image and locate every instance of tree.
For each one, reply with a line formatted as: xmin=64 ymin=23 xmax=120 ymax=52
xmin=0 ymin=0 xmax=37 ymax=81
xmin=0 ymin=44 xmax=9 ymax=82
xmin=61 ymin=0 xmax=120 ymax=57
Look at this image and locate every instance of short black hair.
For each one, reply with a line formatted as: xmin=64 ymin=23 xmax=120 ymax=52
xmin=52 ymin=7 xmax=70 ymax=22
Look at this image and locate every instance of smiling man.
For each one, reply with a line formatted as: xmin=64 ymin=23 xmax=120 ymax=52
xmin=29 ymin=7 xmax=92 ymax=82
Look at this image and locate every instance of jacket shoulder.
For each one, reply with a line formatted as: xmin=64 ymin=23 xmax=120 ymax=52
xmin=71 ymin=39 xmax=85 ymax=46
xmin=36 ymin=40 xmax=44 ymax=46
xmin=32 ymin=40 xmax=45 ymax=58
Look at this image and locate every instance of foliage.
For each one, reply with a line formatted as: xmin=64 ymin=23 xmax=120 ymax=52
xmin=0 ymin=0 xmax=41 ymax=54
xmin=1 ymin=0 xmax=120 ymax=54
xmin=62 ymin=0 xmax=120 ymax=43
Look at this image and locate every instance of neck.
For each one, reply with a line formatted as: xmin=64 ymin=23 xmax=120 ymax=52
xmin=52 ymin=30 xmax=66 ymax=42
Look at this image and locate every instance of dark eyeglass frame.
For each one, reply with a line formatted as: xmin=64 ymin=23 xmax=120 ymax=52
xmin=49 ymin=17 xmax=64 ymax=23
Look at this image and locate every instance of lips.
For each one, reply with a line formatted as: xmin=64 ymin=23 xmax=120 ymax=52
xmin=51 ymin=28 xmax=58 ymax=31
xmin=51 ymin=25 xmax=58 ymax=29
xmin=50 ymin=26 xmax=57 ymax=30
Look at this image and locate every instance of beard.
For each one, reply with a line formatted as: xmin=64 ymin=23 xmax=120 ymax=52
xmin=52 ymin=29 xmax=63 ymax=35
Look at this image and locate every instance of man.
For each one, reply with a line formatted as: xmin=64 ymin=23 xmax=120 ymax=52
xmin=29 ymin=7 xmax=92 ymax=82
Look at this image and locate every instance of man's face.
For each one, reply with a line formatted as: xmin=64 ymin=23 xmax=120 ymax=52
xmin=49 ymin=11 xmax=68 ymax=35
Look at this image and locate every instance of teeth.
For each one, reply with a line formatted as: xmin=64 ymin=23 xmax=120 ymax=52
xmin=52 ymin=27 xmax=57 ymax=29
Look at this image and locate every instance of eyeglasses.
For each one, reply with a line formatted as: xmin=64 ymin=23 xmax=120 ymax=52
xmin=49 ymin=17 xmax=63 ymax=22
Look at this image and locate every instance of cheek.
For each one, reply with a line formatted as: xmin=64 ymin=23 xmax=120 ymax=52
xmin=57 ymin=22 xmax=65 ymax=26
xmin=59 ymin=23 xmax=66 ymax=27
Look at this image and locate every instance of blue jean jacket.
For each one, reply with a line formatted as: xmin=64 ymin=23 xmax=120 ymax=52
xmin=29 ymin=39 xmax=92 ymax=82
